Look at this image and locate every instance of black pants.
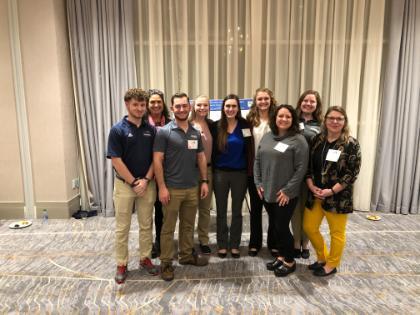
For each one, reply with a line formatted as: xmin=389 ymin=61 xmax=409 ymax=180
xmin=248 ymin=177 xmax=275 ymax=250
xmin=154 ymin=192 xmax=163 ymax=244
xmin=264 ymin=198 xmax=298 ymax=263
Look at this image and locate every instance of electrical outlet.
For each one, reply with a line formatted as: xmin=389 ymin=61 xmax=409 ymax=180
xmin=72 ymin=178 xmax=80 ymax=189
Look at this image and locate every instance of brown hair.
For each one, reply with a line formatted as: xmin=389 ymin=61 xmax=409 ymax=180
xmin=124 ymin=88 xmax=148 ymax=103
xmin=217 ymin=94 xmax=243 ymax=152
xmin=247 ymin=87 xmax=277 ymax=127
xmin=269 ymin=104 xmax=300 ymax=136
xmin=147 ymin=89 xmax=170 ymax=121
xmin=295 ymin=89 xmax=323 ymax=122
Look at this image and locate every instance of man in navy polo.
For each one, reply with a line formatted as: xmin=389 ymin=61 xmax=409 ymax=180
xmin=107 ymin=88 xmax=159 ymax=284
xmin=154 ymin=92 xmax=210 ymax=281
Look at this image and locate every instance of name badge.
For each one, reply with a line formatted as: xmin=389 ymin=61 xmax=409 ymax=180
xmin=274 ymin=142 xmax=289 ymax=153
xmin=242 ymin=128 xmax=251 ymax=137
xmin=326 ymin=149 xmax=341 ymax=162
xmin=299 ymin=122 xmax=305 ymax=130
xmin=188 ymin=140 xmax=198 ymax=150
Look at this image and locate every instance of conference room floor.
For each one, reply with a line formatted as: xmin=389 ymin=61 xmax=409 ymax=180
xmin=0 ymin=210 xmax=419 ymax=314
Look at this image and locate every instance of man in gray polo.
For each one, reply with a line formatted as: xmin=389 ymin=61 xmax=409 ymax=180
xmin=154 ymin=92 xmax=209 ymax=281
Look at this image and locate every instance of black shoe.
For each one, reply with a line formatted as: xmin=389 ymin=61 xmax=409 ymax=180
xmin=248 ymin=248 xmax=259 ymax=257
xmin=308 ymin=261 xmax=326 ymax=271
xmin=294 ymin=248 xmax=302 ymax=258
xmin=301 ymin=249 xmax=310 ymax=259
xmin=313 ymin=267 xmax=337 ymax=277
xmin=218 ymin=250 xmax=227 ymax=259
xmin=151 ymin=242 xmax=160 ymax=259
xmin=266 ymin=258 xmax=283 ymax=271
xmin=270 ymin=249 xmax=280 ymax=258
xmin=179 ymin=251 xmax=208 ymax=266
xmin=231 ymin=249 xmax=240 ymax=259
xmin=199 ymin=243 xmax=212 ymax=255
xmin=274 ymin=262 xmax=296 ymax=277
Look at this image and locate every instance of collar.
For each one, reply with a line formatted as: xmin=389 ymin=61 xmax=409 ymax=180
xmin=124 ymin=115 xmax=144 ymax=128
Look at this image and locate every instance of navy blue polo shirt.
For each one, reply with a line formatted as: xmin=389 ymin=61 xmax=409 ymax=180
xmin=107 ymin=116 xmax=156 ymax=178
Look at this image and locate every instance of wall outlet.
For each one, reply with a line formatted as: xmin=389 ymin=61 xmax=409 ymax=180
xmin=72 ymin=178 xmax=80 ymax=189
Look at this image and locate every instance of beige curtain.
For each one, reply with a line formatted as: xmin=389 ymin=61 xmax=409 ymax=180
xmin=135 ymin=0 xmax=386 ymax=211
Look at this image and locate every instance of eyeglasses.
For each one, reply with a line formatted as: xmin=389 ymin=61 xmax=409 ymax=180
xmin=326 ymin=116 xmax=345 ymax=123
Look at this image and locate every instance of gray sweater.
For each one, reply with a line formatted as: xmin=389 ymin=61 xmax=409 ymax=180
xmin=254 ymin=131 xmax=309 ymax=203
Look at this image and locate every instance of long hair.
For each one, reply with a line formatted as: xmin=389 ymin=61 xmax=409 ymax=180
xmin=247 ymin=87 xmax=277 ymax=127
xmin=320 ymin=106 xmax=350 ymax=143
xmin=295 ymin=89 xmax=323 ymax=122
xmin=269 ymin=104 xmax=300 ymax=136
xmin=217 ymin=94 xmax=243 ymax=152
xmin=147 ymin=89 xmax=170 ymax=121
xmin=190 ymin=95 xmax=210 ymax=121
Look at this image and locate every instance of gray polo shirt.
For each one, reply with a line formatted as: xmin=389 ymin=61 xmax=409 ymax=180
xmin=254 ymin=131 xmax=308 ymax=202
xmin=154 ymin=120 xmax=204 ymax=189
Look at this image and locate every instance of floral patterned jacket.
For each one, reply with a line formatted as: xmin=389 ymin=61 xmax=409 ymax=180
xmin=305 ymin=134 xmax=361 ymax=214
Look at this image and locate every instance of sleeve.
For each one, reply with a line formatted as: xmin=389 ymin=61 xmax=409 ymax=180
xmin=305 ymin=134 xmax=318 ymax=179
xmin=337 ymin=138 xmax=361 ymax=186
xmin=106 ymin=127 xmax=123 ymax=159
xmin=153 ymin=127 xmax=168 ymax=153
xmin=253 ymin=138 xmax=263 ymax=188
xmin=197 ymin=130 xmax=204 ymax=153
xmin=282 ymin=135 xmax=309 ymax=196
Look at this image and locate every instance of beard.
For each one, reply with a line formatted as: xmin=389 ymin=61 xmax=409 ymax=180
xmin=174 ymin=113 xmax=189 ymax=121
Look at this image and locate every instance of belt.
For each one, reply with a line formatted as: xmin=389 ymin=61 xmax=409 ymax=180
xmin=115 ymin=173 xmax=128 ymax=183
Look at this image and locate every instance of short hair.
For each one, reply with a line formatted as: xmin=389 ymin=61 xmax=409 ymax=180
xmin=295 ymin=89 xmax=323 ymax=122
xmin=124 ymin=88 xmax=148 ymax=103
xmin=269 ymin=104 xmax=300 ymax=136
xmin=171 ymin=92 xmax=190 ymax=106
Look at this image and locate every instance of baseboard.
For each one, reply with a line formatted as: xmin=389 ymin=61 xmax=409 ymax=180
xmin=36 ymin=195 xmax=81 ymax=219
xmin=0 ymin=202 xmax=25 ymax=219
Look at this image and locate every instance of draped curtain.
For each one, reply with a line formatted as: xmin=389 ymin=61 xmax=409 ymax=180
xmin=371 ymin=0 xmax=420 ymax=214
xmin=67 ymin=0 xmax=137 ymax=216
xmin=135 ymin=0 xmax=386 ymax=211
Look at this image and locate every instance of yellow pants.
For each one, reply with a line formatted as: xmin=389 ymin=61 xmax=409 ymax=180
xmin=303 ymin=199 xmax=348 ymax=268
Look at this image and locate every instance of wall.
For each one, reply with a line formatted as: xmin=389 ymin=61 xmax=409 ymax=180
xmin=0 ymin=0 xmax=80 ymax=219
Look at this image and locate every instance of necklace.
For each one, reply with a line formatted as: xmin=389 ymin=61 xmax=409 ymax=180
xmin=321 ymin=139 xmax=336 ymax=176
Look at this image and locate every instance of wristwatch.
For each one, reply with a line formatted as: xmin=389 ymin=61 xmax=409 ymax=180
xmin=200 ymin=179 xmax=209 ymax=184
xmin=130 ymin=178 xmax=140 ymax=187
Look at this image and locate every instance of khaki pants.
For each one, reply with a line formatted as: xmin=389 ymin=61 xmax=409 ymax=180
xmin=160 ymin=186 xmax=198 ymax=263
xmin=197 ymin=166 xmax=213 ymax=245
xmin=114 ymin=178 xmax=156 ymax=266
xmin=303 ymin=199 xmax=348 ymax=268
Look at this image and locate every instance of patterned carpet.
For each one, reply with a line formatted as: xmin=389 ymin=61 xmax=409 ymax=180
xmin=0 ymin=211 xmax=419 ymax=314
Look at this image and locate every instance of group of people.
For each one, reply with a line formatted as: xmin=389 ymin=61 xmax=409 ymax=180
xmin=107 ymin=87 xmax=361 ymax=283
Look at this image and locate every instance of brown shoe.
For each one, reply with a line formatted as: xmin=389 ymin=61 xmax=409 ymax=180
xmin=179 ymin=251 xmax=208 ymax=266
xmin=140 ymin=257 xmax=159 ymax=276
xmin=160 ymin=262 xmax=174 ymax=281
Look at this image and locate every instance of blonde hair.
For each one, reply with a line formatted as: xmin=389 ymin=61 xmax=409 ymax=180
xmin=190 ymin=95 xmax=210 ymax=121
xmin=320 ymin=106 xmax=350 ymax=144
